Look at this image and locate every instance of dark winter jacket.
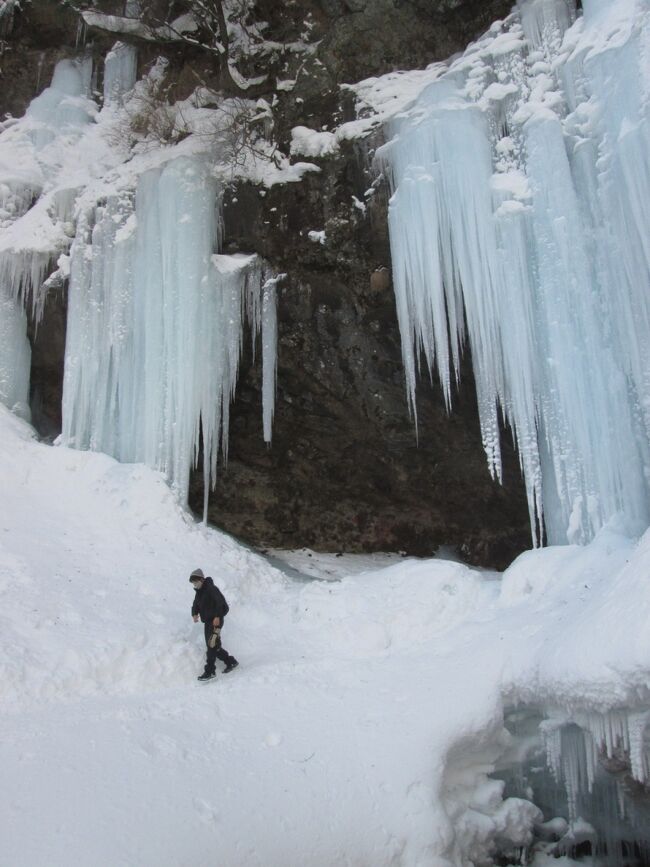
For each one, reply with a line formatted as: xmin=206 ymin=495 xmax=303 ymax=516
xmin=191 ymin=576 xmax=229 ymax=625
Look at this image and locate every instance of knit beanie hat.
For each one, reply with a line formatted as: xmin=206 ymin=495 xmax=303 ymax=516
xmin=189 ymin=568 xmax=205 ymax=582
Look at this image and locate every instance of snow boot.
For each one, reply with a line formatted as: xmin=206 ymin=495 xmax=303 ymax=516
xmin=198 ymin=671 xmax=216 ymax=682
xmin=223 ymin=659 xmax=239 ymax=674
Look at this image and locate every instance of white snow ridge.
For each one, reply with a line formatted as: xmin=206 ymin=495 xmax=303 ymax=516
xmin=1 ymin=0 xmax=650 ymax=865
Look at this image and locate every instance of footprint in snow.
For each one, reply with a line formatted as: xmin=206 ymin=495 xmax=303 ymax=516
xmin=193 ymin=797 xmax=220 ymax=825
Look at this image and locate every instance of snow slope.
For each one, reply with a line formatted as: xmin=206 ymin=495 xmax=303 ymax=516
xmin=1 ymin=405 xmax=650 ymax=866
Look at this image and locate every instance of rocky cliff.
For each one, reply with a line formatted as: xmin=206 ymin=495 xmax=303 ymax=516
xmin=2 ymin=0 xmax=530 ymax=568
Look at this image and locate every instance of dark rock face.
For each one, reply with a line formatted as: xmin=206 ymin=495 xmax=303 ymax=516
xmin=256 ymin=0 xmax=514 ymax=86
xmin=188 ymin=138 xmax=531 ymax=569
xmin=7 ymin=0 xmax=531 ymax=568
xmin=26 ymin=286 xmax=67 ymax=440
xmin=185 ymin=0 xmax=532 ymax=569
xmin=0 ymin=0 xmax=81 ymax=118
xmin=314 ymin=0 xmax=514 ymax=83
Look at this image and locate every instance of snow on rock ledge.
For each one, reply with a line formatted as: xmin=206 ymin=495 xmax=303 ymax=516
xmin=290 ymin=126 xmax=339 ymax=158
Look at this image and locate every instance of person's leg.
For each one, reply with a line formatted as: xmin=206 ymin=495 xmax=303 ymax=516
xmin=215 ymin=646 xmax=233 ymax=664
xmin=218 ymin=648 xmax=238 ymax=672
xmin=203 ymin=623 xmax=217 ymax=675
xmin=214 ymin=628 xmax=238 ymax=669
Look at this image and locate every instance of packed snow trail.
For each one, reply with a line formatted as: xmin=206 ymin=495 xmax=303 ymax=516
xmin=2 ymin=407 xmax=650 ymax=865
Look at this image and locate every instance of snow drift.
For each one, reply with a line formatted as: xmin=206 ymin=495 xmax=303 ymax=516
xmin=1 ymin=405 xmax=650 ymax=865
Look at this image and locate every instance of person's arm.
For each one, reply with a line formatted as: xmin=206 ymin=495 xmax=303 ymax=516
xmin=191 ymin=594 xmax=200 ymax=621
xmin=208 ymin=585 xmax=222 ymax=627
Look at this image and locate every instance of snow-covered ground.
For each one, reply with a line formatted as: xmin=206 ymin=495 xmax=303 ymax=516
xmin=265 ymin=548 xmax=464 ymax=582
xmin=2 ymin=405 xmax=650 ymax=866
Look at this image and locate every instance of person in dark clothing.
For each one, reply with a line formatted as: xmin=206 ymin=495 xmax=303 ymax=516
xmin=189 ymin=568 xmax=239 ymax=681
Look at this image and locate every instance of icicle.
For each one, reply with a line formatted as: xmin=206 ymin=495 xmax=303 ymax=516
xmin=0 ymin=179 xmax=40 ymax=229
xmin=541 ymin=717 xmax=564 ymax=781
xmin=25 ymin=59 xmax=94 ymax=149
xmin=62 ymin=157 xmax=277 ymax=514
xmin=0 ymin=54 xmax=99 ymax=425
xmin=103 ymin=42 xmax=137 ymax=107
xmin=75 ymin=18 xmax=86 ymax=50
xmin=384 ymin=0 xmax=650 ymax=544
xmin=575 ymin=709 xmax=650 ymax=787
xmin=628 ymin=711 xmax=650 ymax=784
xmin=261 ymin=274 xmax=280 ymax=444
xmin=0 ymin=0 xmax=18 ymax=36
xmin=517 ymin=0 xmax=576 ymax=51
xmin=0 ymin=286 xmax=31 ymax=418
xmin=541 ymin=708 xmax=650 ymax=817
xmin=0 ymin=56 xmax=95 ymax=322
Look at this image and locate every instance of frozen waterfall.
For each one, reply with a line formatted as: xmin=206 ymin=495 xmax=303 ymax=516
xmin=0 ymin=53 xmax=277 ymax=515
xmin=0 ymin=56 xmax=95 ymax=297
xmin=384 ymin=0 xmax=650 ymax=544
xmin=103 ymin=42 xmax=137 ymax=107
xmin=0 ymin=56 xmax=95 ymax=418
xmin=62 ymin=157 xmax=277 ymax=515
xmin=0 ymin=288 xmax=30 ymax=419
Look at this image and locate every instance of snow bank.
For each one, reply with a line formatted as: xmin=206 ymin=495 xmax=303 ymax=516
xmin=0 ymin=407 xmax=284 ymax=711
xmin=2 ymin=407 xmax=650 ymax=865
xmin=0 ymin=408 xmax=506 ymax=866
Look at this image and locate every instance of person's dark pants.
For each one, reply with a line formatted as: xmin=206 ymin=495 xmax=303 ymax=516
xmin=203 ymin=623 xmax=235 ymax=674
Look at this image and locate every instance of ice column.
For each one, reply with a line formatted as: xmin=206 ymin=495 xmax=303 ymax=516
xmin=0 ymin=0 xmax=19 ymax=36
xmin=0 ymin=56 xmax=94 ymax=417
xmin=0 ymin=57 xmax=95 ymax=315
xmin=103 ymin=42 xmax=137 ymax=107
xmin=0 ymin=287 xmax=31 ymax=418
xmin=261 ymin=275 xmax=279 ymax=443
xmin=384 ymin=0 xmax=650 ymax=544
xmin=24 ymin=57 xmax=94 ymax=150
xmin=62 ymin=156 xmax=277 ymax=513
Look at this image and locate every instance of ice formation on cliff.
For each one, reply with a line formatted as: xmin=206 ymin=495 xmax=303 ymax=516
xmin=542 ymin=709 xmax=650 ymax=817
xmin=62 ymin=158 xmax=276 ymax=512
xmin=0 ymin=56 xmax=96 ymax=421
xmin=0 ymin=51 xmax=277 ymax=511
xmin=0 ymin=57 xmax=95 ymax=311
xmin=103 ymin=41 xmax=138 ymax=107
xmin=0 ymin=288 xmax=30 ymax=418
xmin=385 ymin=0 xmax=650 ymax=545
